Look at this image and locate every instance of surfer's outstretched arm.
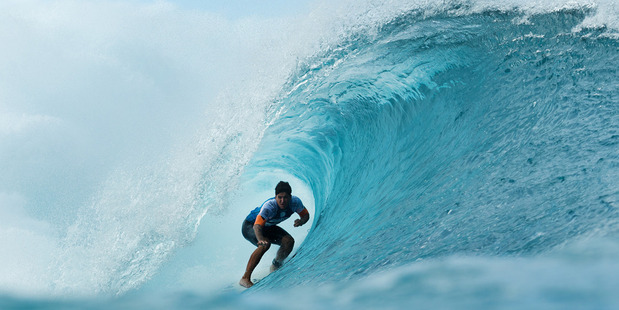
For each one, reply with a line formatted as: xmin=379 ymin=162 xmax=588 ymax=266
xmin=294 ymin=208 xmax=310 ymax=227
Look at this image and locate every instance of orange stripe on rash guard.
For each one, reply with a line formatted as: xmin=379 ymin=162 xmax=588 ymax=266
xmin=298 ymin=208 xmax=309 ymax=217
xmin=255 ymin=215 xmax=266 ymax=226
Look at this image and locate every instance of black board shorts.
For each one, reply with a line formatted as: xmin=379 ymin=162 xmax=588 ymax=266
xmin=242 ymin=220 xmax=291 ymax=246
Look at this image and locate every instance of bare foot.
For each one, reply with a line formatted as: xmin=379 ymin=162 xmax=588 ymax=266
xmin=239 ymin=278 xmax=254 ymax=288
xmin=270 ymin=263 xmax=280 ymax=272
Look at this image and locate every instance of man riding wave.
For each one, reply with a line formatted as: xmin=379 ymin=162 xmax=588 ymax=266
xmin=239 ymin=181 xmax=310 ymax=288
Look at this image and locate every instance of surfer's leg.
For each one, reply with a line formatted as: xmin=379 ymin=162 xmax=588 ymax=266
xmin=276 ymin=234 xmax=294 ymax=263
xmin=240 ymin=220 xmax=271 ymax=288
xmin=241 ymin=220 xmax=259 ymax=246
xmin=266 ymin=226 xmax=294 ymax=271
xmin=240 ymin=243 xmax=271 ymax=288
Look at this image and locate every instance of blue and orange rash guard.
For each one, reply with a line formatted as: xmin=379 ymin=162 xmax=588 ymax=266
xmin=245 ymin=196 xmax=308 ymax=227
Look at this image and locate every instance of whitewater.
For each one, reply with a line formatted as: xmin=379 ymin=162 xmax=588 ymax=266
xmin=1 ymin=0 xmax=618 ymax=309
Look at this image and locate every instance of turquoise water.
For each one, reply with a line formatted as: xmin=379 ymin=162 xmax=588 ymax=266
xmin=1 ymin=0 xmax=618 ymax=309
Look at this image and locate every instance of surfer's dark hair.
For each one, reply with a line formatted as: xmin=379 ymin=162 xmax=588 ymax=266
xmin=275 ymin=181 xmax=292 ymax=195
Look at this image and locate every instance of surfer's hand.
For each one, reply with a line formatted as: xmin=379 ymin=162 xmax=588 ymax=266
xmin=294 ymin=219 xmax=303 ymax=227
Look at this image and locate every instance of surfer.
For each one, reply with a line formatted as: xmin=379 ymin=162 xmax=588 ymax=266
xmin=239 ymin=181 xmax=310 ymax=288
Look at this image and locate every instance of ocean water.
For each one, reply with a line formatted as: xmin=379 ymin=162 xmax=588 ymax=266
xmin=1 ymin=0 xmax=618 ymax=309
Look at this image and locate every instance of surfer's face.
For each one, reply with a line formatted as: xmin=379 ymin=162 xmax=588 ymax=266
xmin=276 ymin=192 xmax=291 ymax=209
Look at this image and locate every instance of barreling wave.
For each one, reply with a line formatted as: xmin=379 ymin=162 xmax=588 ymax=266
xmin=244 ymin=2 xmax=619 ymax=292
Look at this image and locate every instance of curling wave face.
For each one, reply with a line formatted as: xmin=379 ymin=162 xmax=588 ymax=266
xmin=245 ymin=3 xmax=619 ymax=295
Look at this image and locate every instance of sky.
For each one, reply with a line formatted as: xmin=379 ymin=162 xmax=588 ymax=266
xmin=137 ymin=0 xmax=313 ymax=19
